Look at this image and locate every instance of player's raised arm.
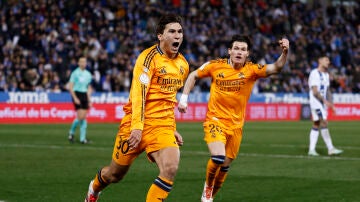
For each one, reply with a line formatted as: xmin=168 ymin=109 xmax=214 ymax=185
xmin=266 ymin=38 xmax=290 ymax=76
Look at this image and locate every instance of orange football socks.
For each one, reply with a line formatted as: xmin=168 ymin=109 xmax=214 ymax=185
xmin=212 ymin=166 xmax=229 ymax=196
xmin=146 ymin=176 xmax=173 ymax=202
xmin=206 ymin=156 xmax=224 ymax=187
xmin=92 ymin=169 xmax=109 ymax=193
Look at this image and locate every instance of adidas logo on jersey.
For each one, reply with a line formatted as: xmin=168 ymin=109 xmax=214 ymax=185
xmin=180 ymin=66 xmax=184 ymax=75
xmin=216 ymin=73 xmax=224 ymax=78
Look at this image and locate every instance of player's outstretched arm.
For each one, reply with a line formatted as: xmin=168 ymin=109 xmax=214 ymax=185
xmin=266 ymin=38 xmax=290 ymax=76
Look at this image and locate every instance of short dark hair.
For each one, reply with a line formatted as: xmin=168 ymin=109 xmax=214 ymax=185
xmin=228 ymin=35 xmax=252 ymax=50
xmin=319 ymin=52 xmax=331 ymax=58
xmin=156 ymin=13 xmax=183 ymax=35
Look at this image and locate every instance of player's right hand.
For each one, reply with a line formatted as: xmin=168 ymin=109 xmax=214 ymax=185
xmin=128 ymin=129 xmax=142 ymax=150
xmin=178 ymin=103 xmax=187 ymax=113
xmin=178 ymin=94 xmax=188 ymax=113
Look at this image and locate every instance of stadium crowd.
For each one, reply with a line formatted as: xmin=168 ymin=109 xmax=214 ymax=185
xmin=0 ymin=0 xmax=359 ymax=93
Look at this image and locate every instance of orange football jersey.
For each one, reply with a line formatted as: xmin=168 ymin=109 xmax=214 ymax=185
xmin=122 ymin=44 xmax=189 ymax=131
xmin=197 ymin=59 xmax=267 ymax=129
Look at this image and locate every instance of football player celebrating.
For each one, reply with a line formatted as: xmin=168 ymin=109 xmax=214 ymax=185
xmin=178 ymin=35 xmax=289 ymax=202
xmin=85 ymin=13 xmax=189 ymax=202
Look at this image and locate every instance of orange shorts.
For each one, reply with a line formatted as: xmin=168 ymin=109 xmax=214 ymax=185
xmin=112 ymin=121 xmax=179 ymax=166
xmin=203 ymin=120 xmax=243 ymax=159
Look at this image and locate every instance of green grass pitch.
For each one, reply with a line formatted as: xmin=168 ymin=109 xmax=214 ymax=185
xmin=0 ymin=121 xmax=359 ymax=202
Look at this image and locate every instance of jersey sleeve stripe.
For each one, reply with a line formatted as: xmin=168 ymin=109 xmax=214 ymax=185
xmin=141 ymin=84 xmax=146 ymax=122
xmin=143 ymin=47 xmax=158 ymax=68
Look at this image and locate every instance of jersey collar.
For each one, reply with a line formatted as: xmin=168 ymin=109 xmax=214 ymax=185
xmin=156 ymin=44 xmax=179 ymax=59
xmin=156 ymin=45 xmax=163 ymax=55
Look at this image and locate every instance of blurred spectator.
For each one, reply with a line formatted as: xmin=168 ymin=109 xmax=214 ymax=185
xmin=351 ymin=66 xmax=360 ymax=93
xmin=0 ymin=71 xmax=6 ymax=91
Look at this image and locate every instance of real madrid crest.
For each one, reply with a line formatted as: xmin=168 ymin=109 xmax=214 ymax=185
xmin=160 ymin=66 xmax=167 ymax=74
xmin=238 ymin=72 xmax=245 ymax=79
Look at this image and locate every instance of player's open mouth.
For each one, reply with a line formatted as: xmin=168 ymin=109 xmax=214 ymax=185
xmin=172 ymin=42 xmax=180 ymax=48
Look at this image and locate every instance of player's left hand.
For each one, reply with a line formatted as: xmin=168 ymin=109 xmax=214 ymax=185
xmin=331 ymin=106 xmax=337 ymax=115
xmin=324 ymin=100 xmax=336 ymax=114
xmin=278 ymin=38 xmax=289 ymax=53
xmin=174 ymin=130 xmax=184 ymax=146
xmin=329 ymin=103 xmax=336 ymax=114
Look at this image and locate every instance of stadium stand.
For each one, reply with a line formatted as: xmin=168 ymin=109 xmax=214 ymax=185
xmin=0 ymin=0 xmax=359 ymax=93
